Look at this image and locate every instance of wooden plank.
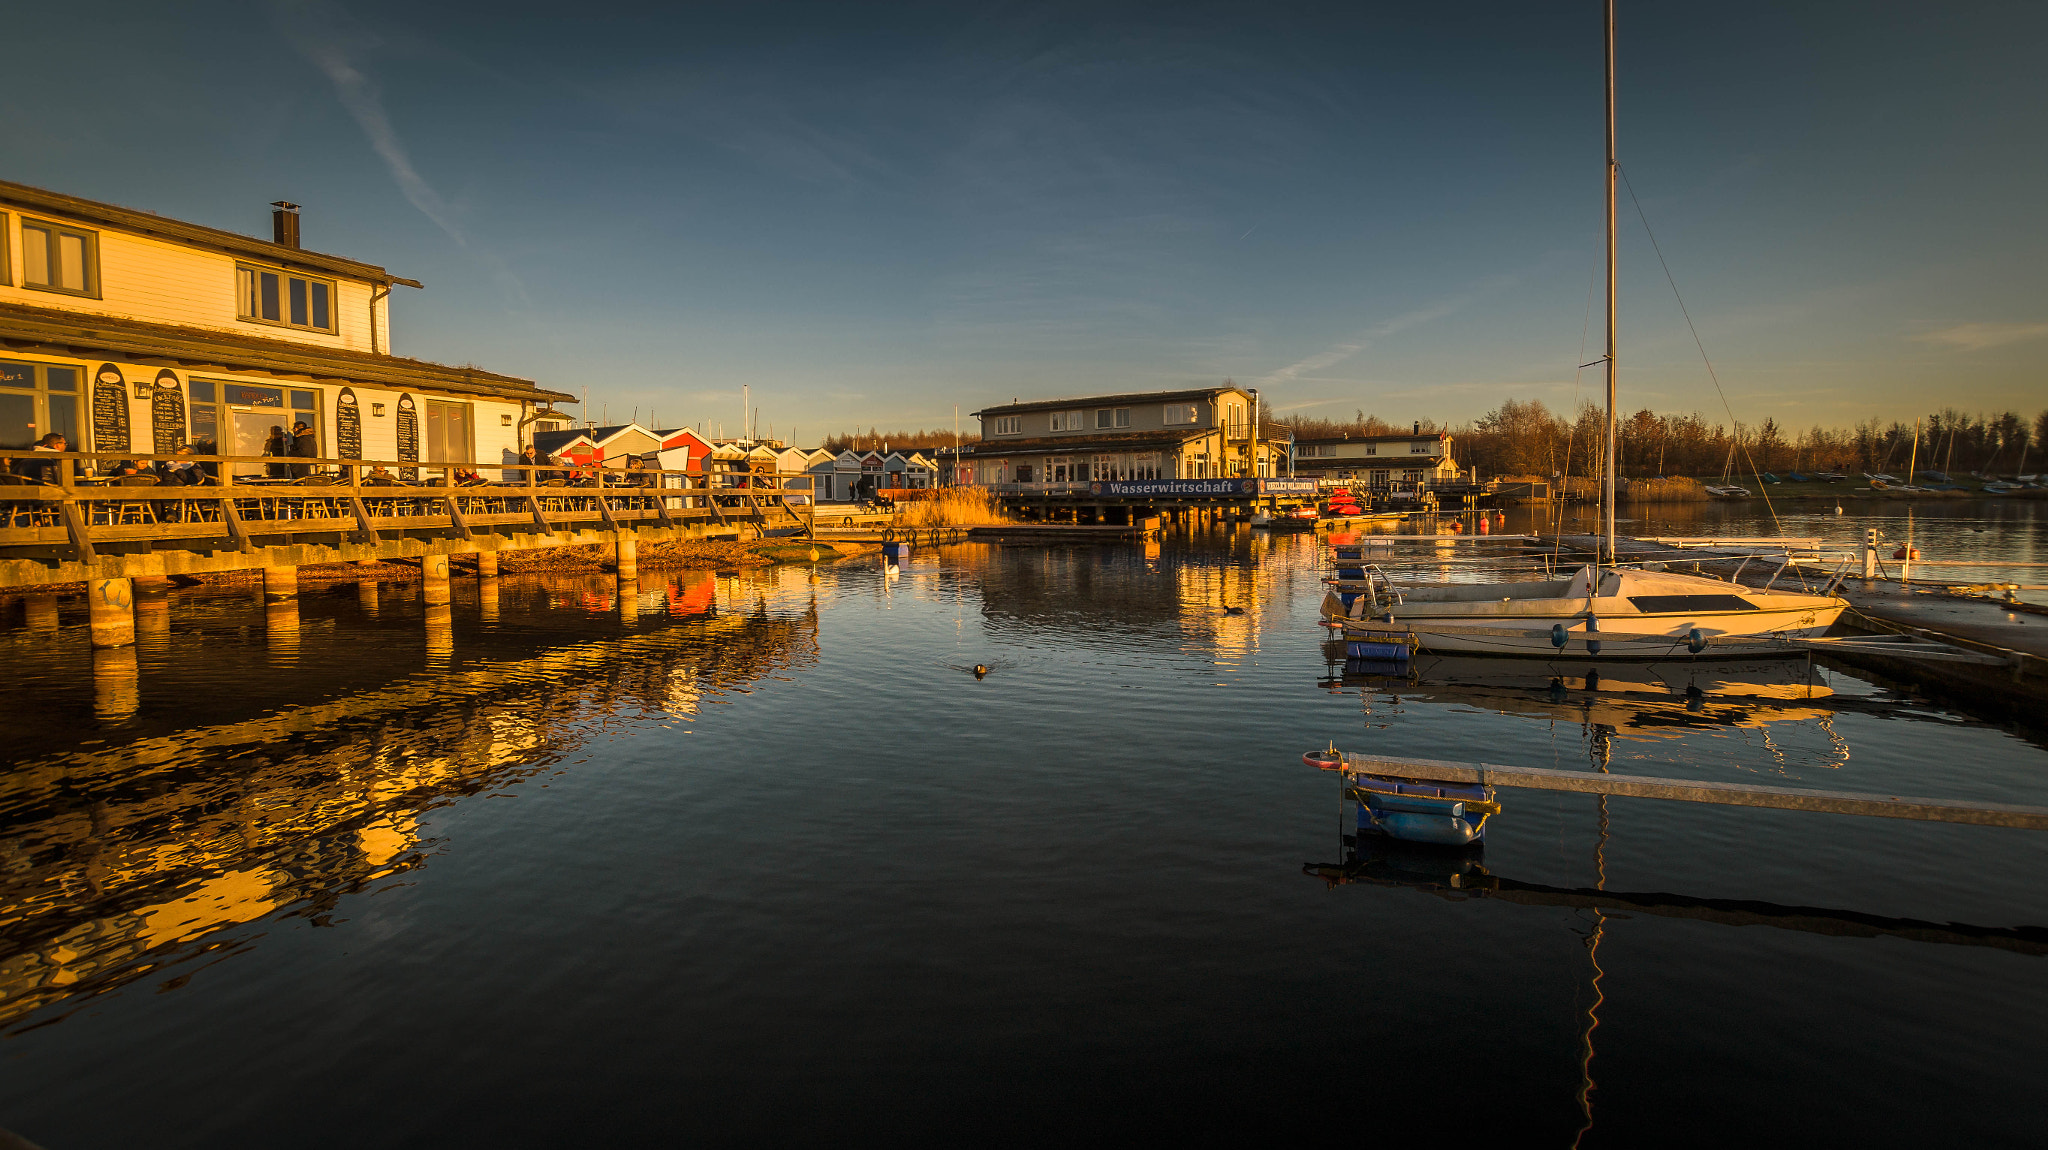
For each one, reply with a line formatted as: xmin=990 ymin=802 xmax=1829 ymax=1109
xmin=58 ymin=501 xmax=96 ymax=562
xmin=349 ymin=495 xmax=379 ymax=543
xmin=525 ymin=493 xmax=554 ymax=538
xmin=1332 ymin=752 xmax=2048 ymax=830
xmin=444 ymin=494 xmax=474 ymax=540
xmin=595 ymin=491 xmax=618 ymax=530
xmin=219 ymin=498 xmax=253 ymax=552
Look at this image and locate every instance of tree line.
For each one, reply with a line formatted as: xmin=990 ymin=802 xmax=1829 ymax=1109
xmin=1275 ymin=400 xmax=2047 ymax=480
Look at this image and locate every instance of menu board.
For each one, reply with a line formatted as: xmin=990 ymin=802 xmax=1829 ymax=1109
xmin=336 ymin=387 xmax=363 ymax=462
xmin=150 ymin=369 xmax=187 ymax=455
xmin=395 ymin=393 xmax=419 ymax=481
xmin=91 ymin=362 xmax=131 ymax=457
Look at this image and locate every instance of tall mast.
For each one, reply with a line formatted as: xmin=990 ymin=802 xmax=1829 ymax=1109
xmin=1603 ymin=0 xmax=1619 ymax=565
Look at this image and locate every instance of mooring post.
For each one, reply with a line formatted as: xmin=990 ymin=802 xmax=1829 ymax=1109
xmin=88 ymin=577 xmax=135 ymax=648
xmin=616 ymin=531 xmax=638 ymax=580
xmin=1862 ymin=527 xmax=1878 ymax=580
xmin=423 ymin=553 xmax=452 ymax=606
xmin=476 ymin=549 xmax=498 ymax=578
xmin=264 ymin=563 xmax=297 ymax=600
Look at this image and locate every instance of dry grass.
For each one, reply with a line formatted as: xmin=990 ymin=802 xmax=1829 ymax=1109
xmin=895 ymin=486 xmax=1008 ymax=528
xmin=1624 ymin=476 xmax=1708 ymax=502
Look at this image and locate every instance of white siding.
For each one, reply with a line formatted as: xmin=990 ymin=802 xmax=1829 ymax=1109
xmin=1 ymin=205 xmax=388 ymax=353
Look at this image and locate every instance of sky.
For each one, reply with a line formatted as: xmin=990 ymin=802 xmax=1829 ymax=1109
xmin=6 ymin=1 xmax=2044 ymax=438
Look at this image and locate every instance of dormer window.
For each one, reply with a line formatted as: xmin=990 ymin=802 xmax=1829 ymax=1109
xmin=993 ymin=415 xmax=1022 ymax=435
xmin=1164 ymin=403 xmax=1200 ymax=425
xmin=237 ymin=263 xmax=337 ymax=334
xmin=21 ymin=218 xmax=99 ymax=297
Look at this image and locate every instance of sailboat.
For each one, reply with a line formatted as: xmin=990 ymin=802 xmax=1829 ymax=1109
xmin=1320 ymin=0 xmax=1845 ymax=658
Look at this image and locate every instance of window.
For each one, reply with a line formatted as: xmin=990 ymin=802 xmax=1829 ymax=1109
xmin=1049 ymin=410 xmax=1083 ymax=432
xmin=0 ymin=214 xmax=9 ymax=286
xmin=1129 ymin=453 xmax=1160 ymax=480
xmin=1300 ymin=444 xmax=1337 ymax=458
xmin=1096 ymin=409 xmax=1113 ymax=429
xmin=1224 ymin=402 xmax=1246 ymax=438
xmin=1014 ymin=463 xmax=1033 ymax=483
xmin=1092 ymin=454 xmax=1114 ymax=479
xmin=0 ymin=360 xmax=82 ymax=454
xmin=21 ymin=219 xmax=97 ymax=296
xmin=1410 ymin=440 xmax=1430 ymax=453
xmin=1365 ymin=443 xmax=1377 ymax=456
xmin=425 ymin=400 xmax=472 ymax=464
xmin=1164 ymin=403 xmax=1199 ymax=425
xmin=188 ymin=379 xmax=320 ymax=461
xmin=237 ymin=263 xmax=336 ymax=333
xmin=993 ymin=415 xmax=1022 ymax=435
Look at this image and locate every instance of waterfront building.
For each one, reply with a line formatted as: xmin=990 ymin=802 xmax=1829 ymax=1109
xmin=0 ymin=180 xmax=573 ymax=470
xmin=533 ymin=423 xmax=661 ymax=472
xmin=653 ymin=427 xmax=714 ymax=476
xmin=1291 ymin=428 xmax=1462 ymax=489
xmin=962 ymin=385 xmax=1287 ymax=488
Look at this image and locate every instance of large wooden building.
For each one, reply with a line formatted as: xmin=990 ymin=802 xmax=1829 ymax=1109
xmin=962 ymin=385 xmax=1288 ymax=487
xmin=0 ymin=180 xmax=574 ymax=472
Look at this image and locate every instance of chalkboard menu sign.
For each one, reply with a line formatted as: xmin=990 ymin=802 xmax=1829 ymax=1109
xmin=91 ymin=362 xmax=131 ymax=457
xmin=336 ymin=387 xmax=363 ymax=465
xmin=396 ymin=393 xmax=419 ymax=481
xmin=150 ymin=369 xmax=187 ymax=455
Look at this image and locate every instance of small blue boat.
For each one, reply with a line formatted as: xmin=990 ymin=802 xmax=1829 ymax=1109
xmin=1304 ymin=749 xmax=1496 ymax=847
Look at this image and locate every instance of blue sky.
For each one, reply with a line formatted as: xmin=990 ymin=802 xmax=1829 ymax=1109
xmin=7 ymin=2 xmax=2043 ymax=436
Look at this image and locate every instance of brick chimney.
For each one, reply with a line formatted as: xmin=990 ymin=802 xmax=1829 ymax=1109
xmin=271 ymin=201 xmax=301 ymax=248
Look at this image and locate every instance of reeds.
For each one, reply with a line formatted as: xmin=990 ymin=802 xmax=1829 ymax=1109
xmin=895 ymin=485 xmax=1008 ymax=527
xmin=1623 ymin=476 xmax=1708 ymax=502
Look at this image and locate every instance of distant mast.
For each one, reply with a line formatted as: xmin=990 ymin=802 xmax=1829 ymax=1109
xmin=1603 ymin=0 xmax=1619 ymax=565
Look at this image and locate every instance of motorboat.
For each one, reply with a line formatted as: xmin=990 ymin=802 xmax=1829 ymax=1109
xmin=1305 ymin=748 xmax=1495 ymax=847
xmin=1321 ymin=562 xmax=1845 ymax=657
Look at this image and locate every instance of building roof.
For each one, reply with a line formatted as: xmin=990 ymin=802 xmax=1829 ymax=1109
xmin=970 ymin=385 xmax=1246 ymax=419
xmin=0 ymin=179 xmax=420 ymax=287
xmin=961 ymin=428 xmax=1212 ymax=456
xmin=0 ymin=300 xmax=575 ymax=404
xmin=1295 ymin=432 xmax=1450 ymax=445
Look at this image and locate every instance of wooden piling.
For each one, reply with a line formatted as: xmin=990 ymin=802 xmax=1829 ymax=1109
xmin=87 ymin=577 xmax=134 ymax=648
xmin=476 ymin=549 xmax=499 ymax=578
xmin=422 ymin=554 xmax=451 ymax=606
xmin=616 ymin=532 xmax=638 ymax=580
xmin=263 ymin=564 xmax=297 ymax=600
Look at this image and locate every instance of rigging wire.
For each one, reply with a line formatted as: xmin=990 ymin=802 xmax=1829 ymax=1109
xmin=1617 ymin=164 xmax=1785 ymax=539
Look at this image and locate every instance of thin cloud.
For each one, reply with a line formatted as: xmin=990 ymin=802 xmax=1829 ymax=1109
xmin=273 ymin=1 xmax=465 ymax=248
xmin=1252 ymin=294 xmax=1481 ymax=390
xmin=1913 ymin=322 xmax=2048 ymax=352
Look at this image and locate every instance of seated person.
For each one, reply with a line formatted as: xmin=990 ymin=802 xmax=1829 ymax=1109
xmin=8 ymin=433 xmax=78 ymax=485
xmin=453 ymin=466 xmax=487 ymax=486
xmin=363 ymin=465 xmax=398 ymax=486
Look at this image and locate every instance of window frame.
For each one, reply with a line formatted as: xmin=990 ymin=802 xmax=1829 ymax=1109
xmin=1114 ymin=408 xmax=1130 ymax=428
xmin=0 ymin=359 xmax=84 ymax=454
xmin=0 ymin=213 xmax=9 ymax=287
xmin=1164 ymin=403 xmax=1199 ymax=426
xmin=424 ymin=399 xmax=474 ymax=465
xmin=19 ymin=217 xmax=100 ymax=298
xmin=235 ymin=262 xmax=340 ymax=335
xmin=992 ymin=415 xmax=1021 ymax=435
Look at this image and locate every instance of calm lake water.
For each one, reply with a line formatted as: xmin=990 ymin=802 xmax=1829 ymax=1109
xmin=3 ymin=504 xmax=2045 ymax=1147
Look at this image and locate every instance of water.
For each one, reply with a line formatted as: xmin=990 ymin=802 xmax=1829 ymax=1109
xmin=2 ymin=518 xmax=2045 ymax=1147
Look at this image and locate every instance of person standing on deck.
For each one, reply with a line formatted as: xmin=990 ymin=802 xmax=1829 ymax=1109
xmin=289 ymin=421 xmax=317 ymax=479
xmin=264 ymin=425 xmax=290 ymax=478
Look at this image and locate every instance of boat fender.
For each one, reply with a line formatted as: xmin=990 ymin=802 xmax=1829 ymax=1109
xmin=1382 ymin=612 xmax=1395 ymax=624
xmin=1585 ymin=615 xmax=1601 ymax=656
xmin=1686 ymin=627 xmax=1707 ymax=654
xmin=1550 ymin=623 xmax=1567 ymax=649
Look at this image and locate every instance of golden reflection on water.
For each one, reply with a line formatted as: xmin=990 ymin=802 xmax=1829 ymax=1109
xmin=0 ymin=575 xmax=818 ymax=1032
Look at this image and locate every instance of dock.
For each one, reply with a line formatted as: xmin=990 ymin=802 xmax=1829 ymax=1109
xmin=967 ymin=523 xmax=1158 ymax=544
xmin=1321 ymin=751 xmax=2048 ymax=830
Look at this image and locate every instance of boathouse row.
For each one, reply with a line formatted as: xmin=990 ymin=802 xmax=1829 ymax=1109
xmin=960 ymin=385 xmax=1290 ymax=488
xmin=0 ymin=179 xmax=576 ymax=470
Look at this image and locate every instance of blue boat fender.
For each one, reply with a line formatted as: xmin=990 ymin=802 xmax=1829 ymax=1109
xmin=1687 ymin=627 xmax=1707 ymax=654
xmin=1585 ymin=615 xmax=1601 ymax=656
xmin=1550 ymin=623 xmax=1567 ymax=649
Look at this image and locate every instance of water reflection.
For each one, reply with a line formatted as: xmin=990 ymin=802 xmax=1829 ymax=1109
xmin=0 ymin=584 xmax=818 ymax=1033
xmin=1305 ymin=836 xmax=2048 ymax=956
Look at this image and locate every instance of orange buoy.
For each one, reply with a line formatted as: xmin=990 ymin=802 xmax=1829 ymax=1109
xmin=1892 ymin=546 xmax=1921 ymax=560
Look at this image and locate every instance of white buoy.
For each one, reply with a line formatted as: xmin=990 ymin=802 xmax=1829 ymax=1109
xmin=1834 ymin=504 xmax=1844 ymax=515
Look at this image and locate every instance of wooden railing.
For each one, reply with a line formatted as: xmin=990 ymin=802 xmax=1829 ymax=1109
xmin=0 ymin=449 xmax=826 ymax=560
